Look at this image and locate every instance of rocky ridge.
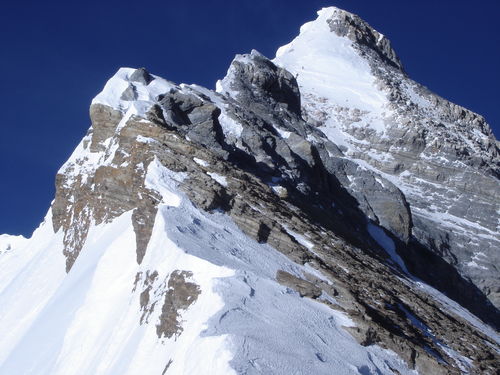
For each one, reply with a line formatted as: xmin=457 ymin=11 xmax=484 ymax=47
xmin=2 ymin=6 xmax=499 ymax=375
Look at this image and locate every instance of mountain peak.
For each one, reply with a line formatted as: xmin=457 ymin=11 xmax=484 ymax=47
xmin=276 ymin=7 xmax=403 ymax=73
xmin=1 ymin=6 xmax=499 ymax=374
xmin=323 ymin=6 xmax=403 ymax=71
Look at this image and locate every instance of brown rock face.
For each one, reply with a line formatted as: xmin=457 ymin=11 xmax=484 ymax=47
xmin=156 ymin=270 xmax=201 ymax=339
xmin=52 ymin=105 xmax=167 ymax=270
xmin=88 ymin=104 xmax=124 ymax=152
xmin=276 ymin=270 xmax=322 ymax=298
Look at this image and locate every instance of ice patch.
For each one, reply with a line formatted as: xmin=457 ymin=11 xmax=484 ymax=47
xmin=193 ymin=158 xmax=209 ymax=167
xmin=270 ymin=185 xmax=287 ymax=197
xmin=367 ymin=223 xmax=408 ymax=274
xmin=207 ymin=172 xmax=228 ymax=187
xmin=218 ymin=112 xmax=243 ymax=138
xmin=275 ymin=127 xmax=291 ymax=139
xmin=283 ymin=226 xmax=314 ymax=250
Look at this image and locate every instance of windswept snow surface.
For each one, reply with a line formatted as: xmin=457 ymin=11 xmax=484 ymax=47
xmin=0 ymin=161 xmax=418 ymax=375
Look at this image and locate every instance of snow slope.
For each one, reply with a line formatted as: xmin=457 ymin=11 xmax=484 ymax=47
xmin=0 ymin=159 xmax=417 ymax=374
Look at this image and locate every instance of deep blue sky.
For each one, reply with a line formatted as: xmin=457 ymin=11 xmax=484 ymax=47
xmin=1 ymin=0 xmax=499 ymax=237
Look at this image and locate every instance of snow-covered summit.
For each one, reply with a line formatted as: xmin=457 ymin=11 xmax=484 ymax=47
xmin=274 ymin=7 xmax=389 ymax=129
xmin=92 ymin=67 xmax=176 ymax=116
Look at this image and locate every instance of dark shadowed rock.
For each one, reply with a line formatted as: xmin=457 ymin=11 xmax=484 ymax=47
xmin=129 ymin=67 xmax=154 ymax=85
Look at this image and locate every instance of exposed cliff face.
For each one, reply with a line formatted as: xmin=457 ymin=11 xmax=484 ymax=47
xmin=274 ymin=7 xmax=500 ymax=311
xmin=1 ymin=6 xmax=499 ymax=375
